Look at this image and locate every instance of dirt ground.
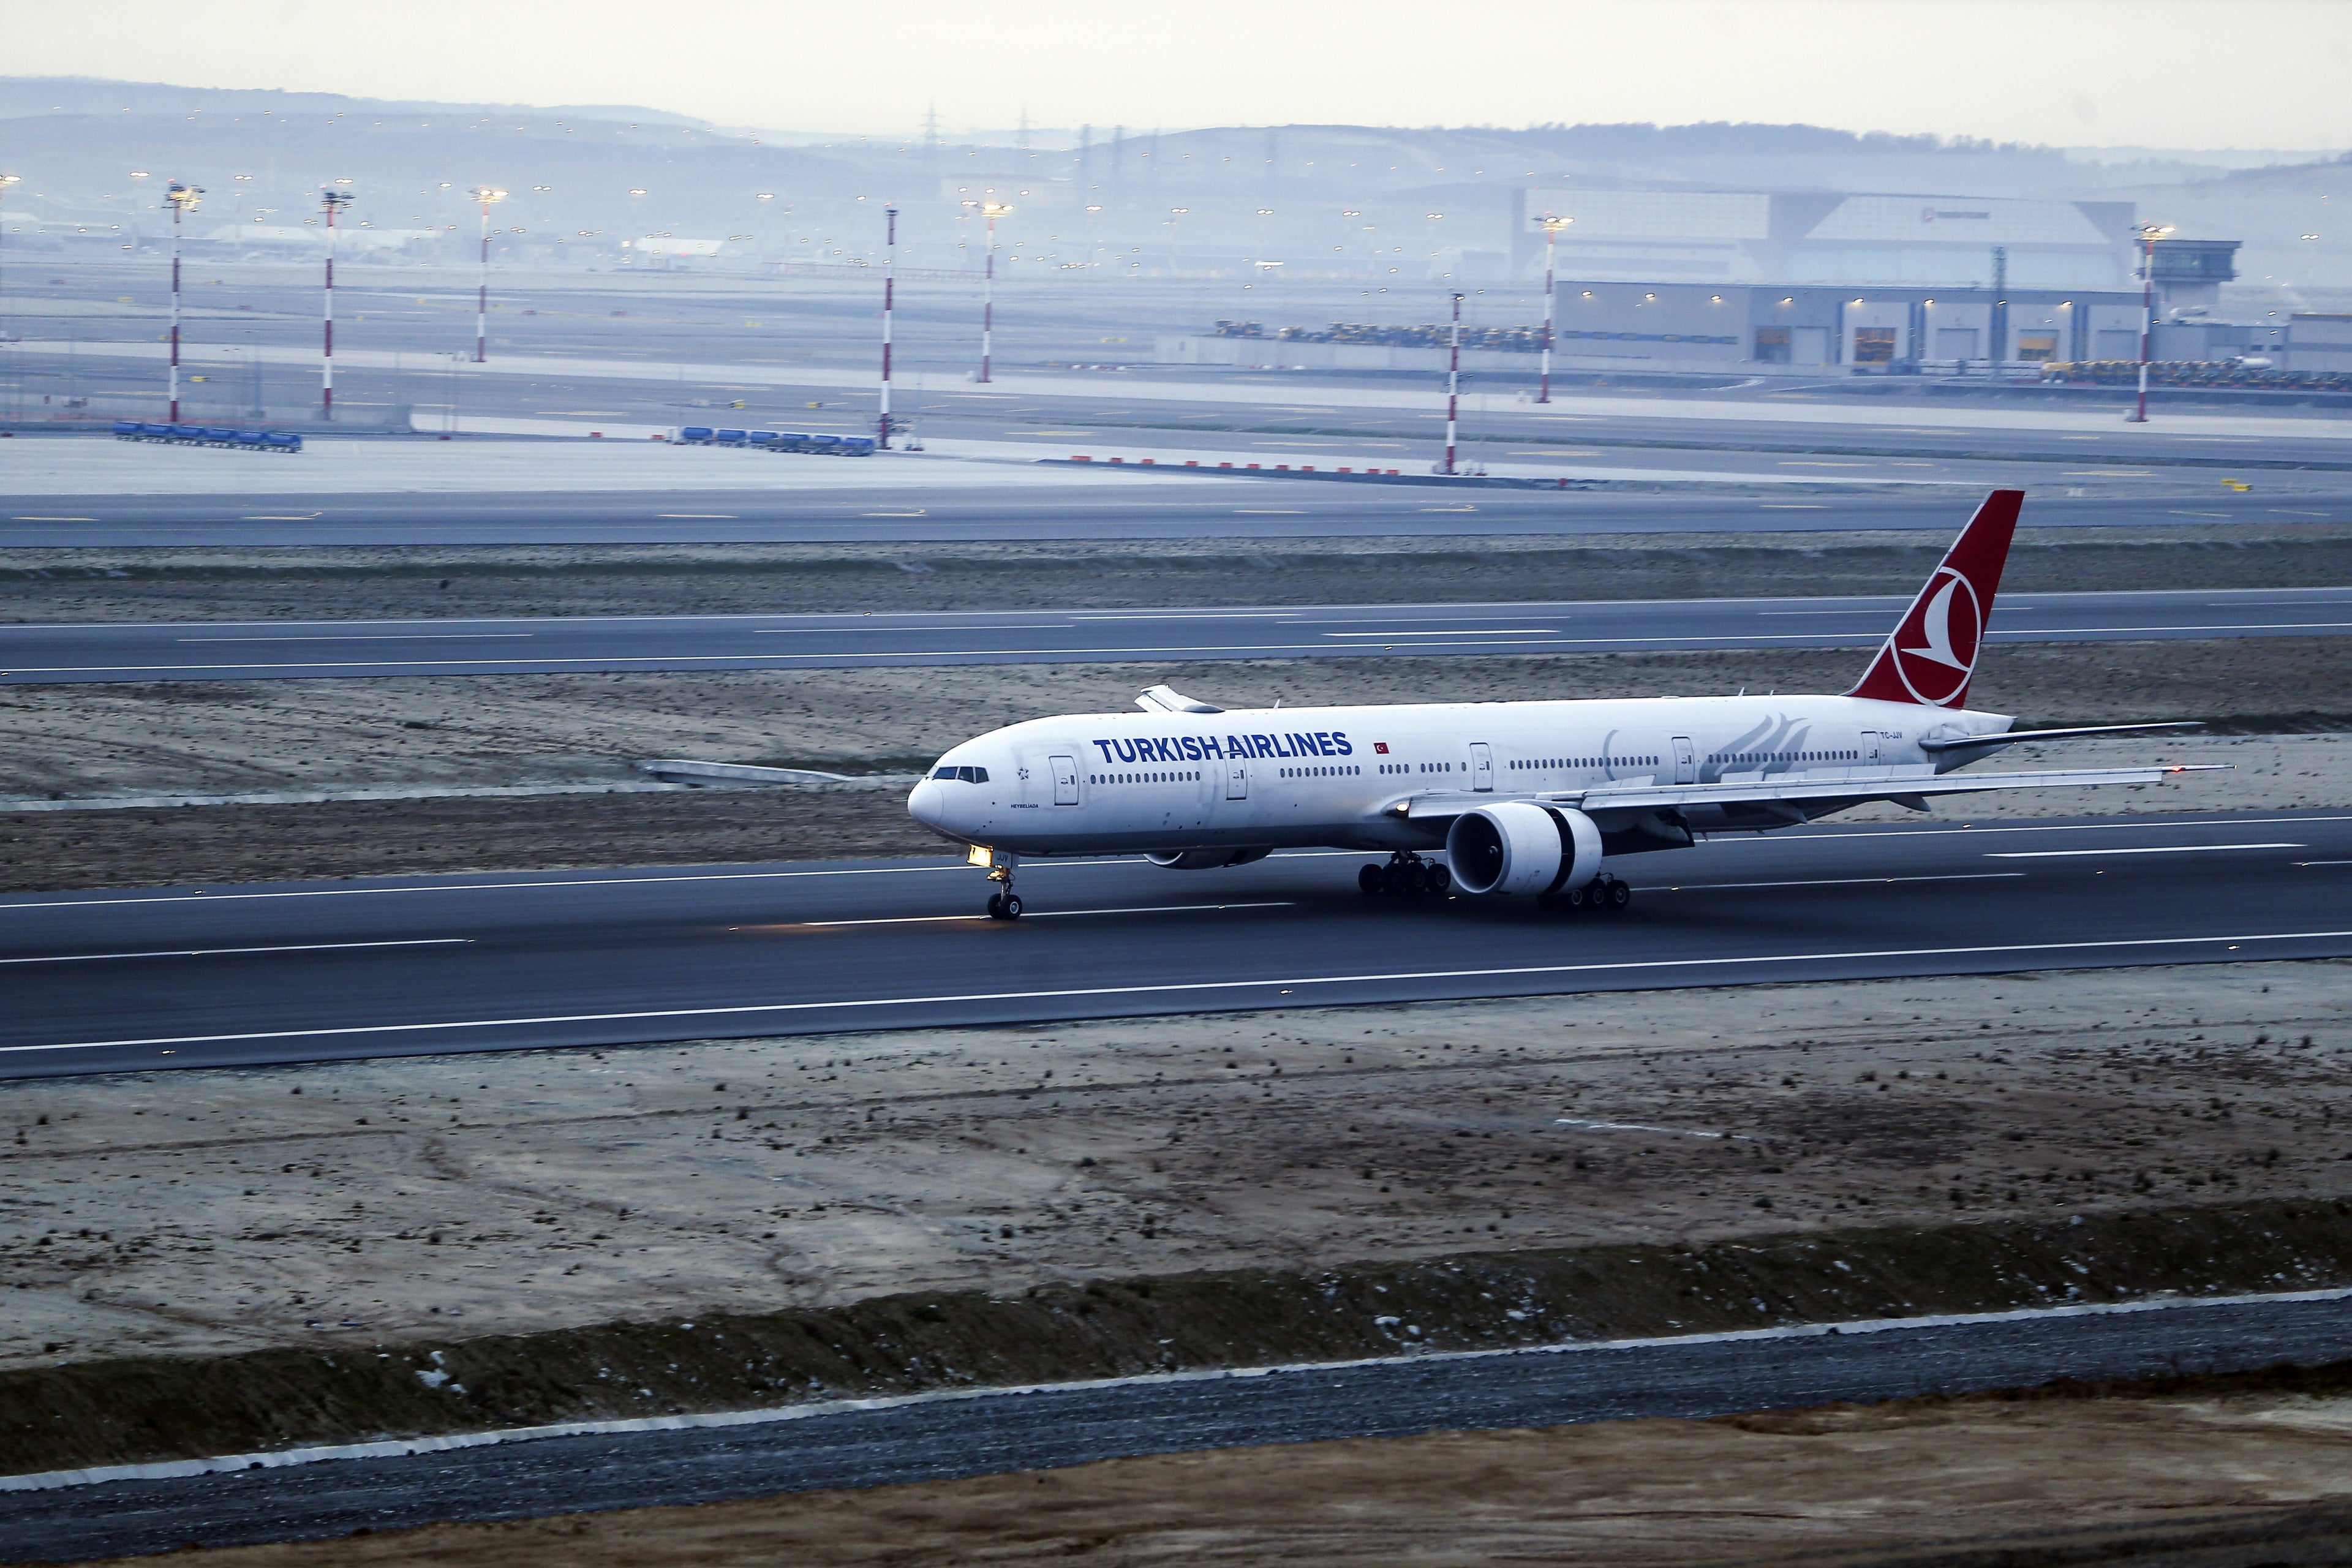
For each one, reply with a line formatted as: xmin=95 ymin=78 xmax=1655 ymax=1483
xmin=4 ymin=960 xmax=2344 ymax=1373
xmin=0 ymin=639 xmax=2342 ymax=892
xmin=61 ymin=1376 xmax=2352 ymax=1568
xmin=7 ymin=522 xmax=2350 ymax=624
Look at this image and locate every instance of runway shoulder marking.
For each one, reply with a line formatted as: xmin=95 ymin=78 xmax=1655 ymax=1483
xmin=1986 ymin=842 xmax=2302 ymax=859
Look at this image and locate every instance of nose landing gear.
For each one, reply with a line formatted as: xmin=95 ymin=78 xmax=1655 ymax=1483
xmin=1358 ymin=851 xmax=1452 ymax=899
xmin=979 ymin=850 xmax=1023 ymax=920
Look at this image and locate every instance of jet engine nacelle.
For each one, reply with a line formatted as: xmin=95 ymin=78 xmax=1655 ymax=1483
xmin=1146 ymin=847 xmax=1273 ymax=871
xmin=1444 ymin=802 xmax=1603 ymax=897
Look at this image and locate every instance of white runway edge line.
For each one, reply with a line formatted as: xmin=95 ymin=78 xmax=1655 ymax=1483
xmin=14 ymin=929 xmax=2352 ymax=1056
xmin=786 ymin=901 xmax=1294 ymax=929
xmin=0 ymin=939 xmax=469 ymax=967
xmin=1987 ymin=843 xmax=2304 ymax=859
xmin=5 ymin=1287 xmax=2343 ymax=1496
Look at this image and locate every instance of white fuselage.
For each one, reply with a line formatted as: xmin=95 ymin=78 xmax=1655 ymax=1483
xmin=905 ymin=692 xmax=2013 ymax=858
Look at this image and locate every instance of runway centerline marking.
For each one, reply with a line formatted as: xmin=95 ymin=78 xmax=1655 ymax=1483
xmin=1324 ymin=628 xmax=1562 ymax=638
xmin=15 ymin=929 xmax=2352 ymax=1055
xmin=1985 ymin=843 xmax=2302 ymax=859
xmin=0 ymin=938 xmax=470 ymax=966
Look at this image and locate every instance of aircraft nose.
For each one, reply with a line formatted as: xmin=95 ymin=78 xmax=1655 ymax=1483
xmin=907 ymin=777 xmax=948 ymax=831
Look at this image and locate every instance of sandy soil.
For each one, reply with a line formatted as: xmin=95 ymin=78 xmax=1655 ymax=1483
xmin=6 ymin=523 xmax=2350 ymax=624
xmin=4 ymin=960 xmax=2343 ymax=1373
xmin=0 ymin=641 xmax=2342 ymax=892
xmin=6 ymin=641 xmax=2343 ymax=801
xmin=75 ymin=1382 xmax=2352 ymax=1568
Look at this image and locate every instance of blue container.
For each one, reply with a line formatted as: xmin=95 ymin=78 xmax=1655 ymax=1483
xmin=264 ymin=432 xmax=303 ymax=452
xmin=769 ymin=432 xmax=813 ymax=452
xmin=168 ymin=424 xmax=204 ymax=442
xmin=747 ymin=431 xmax=780 ymax=445
xmin=714 ymin=429 xmax=748 ymax=445
xmin=139 ymin=423 xmax=173 ymax=440
xmin=838 ymin=436 xmax=876 ymax=457
xmin=201 ymin=428 xmax=238 ymax=447
xmin=113 ymin=420 xmax=143 ymax=439
xmin=235 ymin=431 xmax=268 ymax=450
xmin=804 ymin=434 xmax=842 ymax=453
xmin=678 ymin=426 xmax=715 ymax=444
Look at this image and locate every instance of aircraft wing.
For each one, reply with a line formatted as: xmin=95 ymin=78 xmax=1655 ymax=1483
xmin=1395 ymin=763 xmax=2225 ymax=821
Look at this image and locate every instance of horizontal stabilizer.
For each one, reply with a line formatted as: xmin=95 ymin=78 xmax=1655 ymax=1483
xmin=1918 ymin=722 xmax=2203 ymax=753
xmin=1136 ymin=684 xmax=1224 ymax=714
xmin=1394 ymin=764 xmax=2228 ymax=820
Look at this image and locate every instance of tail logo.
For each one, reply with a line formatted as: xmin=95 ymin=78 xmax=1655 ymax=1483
xmin=1890 ymin=567 xmax=1983 ymax=706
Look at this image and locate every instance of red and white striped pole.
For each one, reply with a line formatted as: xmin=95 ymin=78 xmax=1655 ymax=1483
xmin=1536 ymin=214 xmax=1568 ymax=404
xmin=2130 ymin=222 xmax=2168 ymax=423
xmin=472 ymin=186 xmax=505 ymax=364
xmin=1442 ymin=291 xmax=1463 ymax=475
xmin=163 ymin=181 xmax=202 ymax=423
xmin=979 ymin=204 xmax=1008 ymax=383
xmin=879 ymin=204 xmax=895 ymax=447
xmin=320 ymin=186 xmax=352 ymax=419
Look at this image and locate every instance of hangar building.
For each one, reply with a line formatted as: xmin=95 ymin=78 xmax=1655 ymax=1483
xmin=1515 ymin=189 xmax=2141 ymax=290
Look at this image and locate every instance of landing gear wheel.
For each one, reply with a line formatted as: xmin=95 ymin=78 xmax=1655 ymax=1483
xmin=1562 ymin=883 xmax=1592 ymax=911
xmin=1603 ymin=878 xmax=1632 ymax=911
xmin=1000 ymin=893 xmax=1023 ymax=920
xmin=1383 ymin=864 xmax=1413 ymax=896
xmin=1425 ymin=863 xmax=1451 ymax=895
xmin=986 ymin=892 xmax=1006 ymax=919
xmin=1359 ymin=864 xmax=1384 ymax=895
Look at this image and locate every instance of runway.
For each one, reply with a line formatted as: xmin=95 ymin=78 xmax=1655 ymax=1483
xmin=5 ymin=481 xmax=2346 ymax=547
xmin=3 ymin=810 xmax=2346 ymax=1080
xmin=5 ymin=1289 xmax=2346 ymax=1561
xmin=6 ymin=586 xmax=2348 ymax=682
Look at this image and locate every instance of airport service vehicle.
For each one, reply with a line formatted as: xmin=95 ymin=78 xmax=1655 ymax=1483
xmin=907 ymin=491 xmax=2206 ymax=919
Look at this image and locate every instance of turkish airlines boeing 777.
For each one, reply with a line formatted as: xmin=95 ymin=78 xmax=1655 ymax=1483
xmin=907 ymin=491 xmax=2206 ymax=919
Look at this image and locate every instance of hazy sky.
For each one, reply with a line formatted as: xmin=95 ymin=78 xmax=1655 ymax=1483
xmin=15 ymin=0 xmax=2352 ymax=149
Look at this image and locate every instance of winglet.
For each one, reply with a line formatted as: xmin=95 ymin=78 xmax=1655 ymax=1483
xmin=1136 ymin=684 xmax=1224 ymax=714
xmin=1847 ymin=489 xmax=2023 ymax=709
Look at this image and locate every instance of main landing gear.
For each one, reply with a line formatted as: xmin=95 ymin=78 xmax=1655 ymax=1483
xmin=1539 ymin=876 xmax=1631 ymax=914
xmin=1358 ymin=851 xmax=1452 ymax=899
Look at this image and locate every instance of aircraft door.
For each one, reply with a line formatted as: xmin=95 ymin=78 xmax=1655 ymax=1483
xmin=1050 ymin=755 xmax=1079 ymax=805
xmin=1672 ymin=736 xmax=1695 ymax=785
xmin=1860 ymin=731 xmax=1882 ymax=765
xmin=1224 ymin=756 xmax=1250 ymax=799
xmin=1469 ymin=742 xmax=1493 ymax=792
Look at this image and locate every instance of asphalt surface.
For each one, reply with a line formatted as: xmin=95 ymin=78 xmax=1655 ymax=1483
xmin=7 ymin=586 xmax=2348 ymax=683
xmin=5 ymin=482 xmax=2346 ymax=546
xmin=4 ymin=810 xmax=2346 ymax=1080
xmin=5 ymin=1291 xmax=2347 ymax=1562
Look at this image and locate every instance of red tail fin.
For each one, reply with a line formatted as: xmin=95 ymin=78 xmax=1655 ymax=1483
xmin=1847 ymin=489 xmax=2022 ymax=709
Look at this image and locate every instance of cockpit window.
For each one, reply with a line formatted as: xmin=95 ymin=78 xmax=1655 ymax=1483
xmin=932 ymin=766 xmax=959 ymax=780
xmin=933 ymin=766 xmax=990 ymax=783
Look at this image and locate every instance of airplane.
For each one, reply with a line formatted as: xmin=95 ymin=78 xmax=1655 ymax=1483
xmin=906 ymin=490 xmax=2209 ymax=919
